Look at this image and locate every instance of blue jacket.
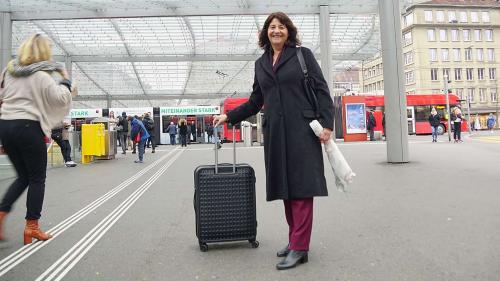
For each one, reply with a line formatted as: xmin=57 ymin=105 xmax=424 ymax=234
xmin=487 ymin=117 xmax=496 ymax=128
xmin=130 ymin=118 xmax=150 ymax=142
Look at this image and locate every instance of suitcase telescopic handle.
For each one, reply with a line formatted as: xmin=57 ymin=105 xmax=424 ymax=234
xmin=214 ymin=125 xmax=237 ymax=174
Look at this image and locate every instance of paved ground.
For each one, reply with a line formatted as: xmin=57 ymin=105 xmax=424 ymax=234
xmin=0 ymin=133 xmax=498 ymax=281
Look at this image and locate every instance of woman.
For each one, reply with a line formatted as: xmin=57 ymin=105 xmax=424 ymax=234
xmin=428 ymin=107 xmax=441 ymax=142
xmin=487 ymin=113 xmax=496 ymax=133
xmin=0 ymin=34 xmax=73 ymax=244
xmin=178 ymin=119 xmax=188 ymax=147
xmin=213 ymin=12 xmax=334 ymax=270
xmin=453 ymin=107 xmax=463 ymax=143
xmin=474 ymin=114 xmax=481 ymax=131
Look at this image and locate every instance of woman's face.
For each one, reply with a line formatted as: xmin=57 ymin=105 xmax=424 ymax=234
xmin=267 ymin=18 xmax=289 ymax=49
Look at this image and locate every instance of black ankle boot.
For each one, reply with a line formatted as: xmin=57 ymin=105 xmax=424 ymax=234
xmin=276 ymin=250 xmax=308 ymax=270
xmin=276 ymin=245 xmax=290 ymax=257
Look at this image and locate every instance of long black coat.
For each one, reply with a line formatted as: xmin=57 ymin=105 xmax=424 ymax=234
xmin=227 ymin=46 xmax=334 ymax=201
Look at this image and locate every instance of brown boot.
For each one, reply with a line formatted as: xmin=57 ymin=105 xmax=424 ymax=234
xmin=24 ymin=219 xmax=52 ymax=245
xmin=0 ymin=211 xmax=8 ymax=240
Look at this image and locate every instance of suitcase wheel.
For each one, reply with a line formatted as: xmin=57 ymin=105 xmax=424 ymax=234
xmin=249 ymin=240 xmax=259 ymax=248
xmin=199 ymin=243 xmax=208 ymax=252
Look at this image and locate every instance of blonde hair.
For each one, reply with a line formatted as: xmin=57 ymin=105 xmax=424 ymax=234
xmin=179 ymin=119 xmax=186 ymax=126
xmin=17 ymin=34 xmax=53 ymax=66
xmin=431 ymin=107 xmax=437 ymax=115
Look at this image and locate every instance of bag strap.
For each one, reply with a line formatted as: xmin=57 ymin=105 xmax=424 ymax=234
xmin=296 ymin=47 xmax=320 ymax=118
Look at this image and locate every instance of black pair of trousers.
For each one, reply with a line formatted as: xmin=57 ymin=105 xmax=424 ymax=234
xmin=54 ymin=138 xmax=72 ymax=162
xmin=453 ymin=122 xmax=461 ymax=140
xmin=0 ymin=119 xmax=47 ymax=220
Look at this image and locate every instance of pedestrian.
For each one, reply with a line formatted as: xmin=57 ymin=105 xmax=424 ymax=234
xmin=206 ymin=123 xmax=214 ymax=143
xmin=213 ymin=12 xmax=334 ymax=270
xmin=117 ymin=112 xmax=129 ymax=154
xmin=428 ymin=107 xmax=441 ymax=142
xmin=367 ymin=110 xmax=376 ymax=141
xmin=129 ymin=116 xmax=149 ymax=163
xmin=0 ymin=34 xmax=73 ymax=244
xmin=51 ymin=121 xmax=77 ymax=166
xmin=179 ymin=119 xmax=188 ymax=147
xmin=142 ymin=112 xmax=155 ymax=153
xmin=487 ymin=113 xmax=496 ymax=133
xmin=453 ymin=107 xmax=463 ymax=142
xmin=474 ymin=114 xmax=481 ymax=131
xmin=166 ymin=121 xmax=177 ymax=145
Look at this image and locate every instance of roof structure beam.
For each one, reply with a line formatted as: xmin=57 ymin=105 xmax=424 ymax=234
xmin=54 ymin=53 xmax=371 ymax=63
xmin=178 ymin=16 xmax=196 ymax=105
xmin=10 ymin=6 xmax=379 ymax=21
xmin=109 ymin=19 xmax=153 ymax=107
xmin=73 ymin=94 xmax=249 ymax=101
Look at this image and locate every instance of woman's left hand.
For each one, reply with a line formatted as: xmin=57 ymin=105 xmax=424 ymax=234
xmin=319 ymin=128 xmax=332 ymax=143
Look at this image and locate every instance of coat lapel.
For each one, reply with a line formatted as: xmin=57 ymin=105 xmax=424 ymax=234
xmin=274 ymin=45 xmax=296 ymax=72
xmin=260 ymin=52 xmax=275 ymax=78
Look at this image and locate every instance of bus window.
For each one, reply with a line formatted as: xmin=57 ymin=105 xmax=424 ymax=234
xmin=415 ymin=105 xmax=431 ymax=122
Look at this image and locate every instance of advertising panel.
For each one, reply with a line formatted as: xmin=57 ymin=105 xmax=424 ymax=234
xmin=345 ymin=103 xmax=366 ymax=134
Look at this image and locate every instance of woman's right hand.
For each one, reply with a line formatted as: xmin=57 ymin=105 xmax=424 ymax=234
xmin=59 ymin=69 xmax=70 ymax=80
xmin=213 ymin=114 xmax=228 ymax=127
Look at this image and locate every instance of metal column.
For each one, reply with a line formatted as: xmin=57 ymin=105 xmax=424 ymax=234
xmin=319 ymin=5 xmax=335 ymax=138
xmin=378 ymin=0 xmax=409 ymax=163
xmin=0 ymin=13 xmax=12 ymax=72
xmin=65 ymin=56 xmax=73 ymax=79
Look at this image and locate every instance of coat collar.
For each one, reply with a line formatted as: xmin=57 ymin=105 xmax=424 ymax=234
xmin=260 ymin=45 xmax=297 ymax=77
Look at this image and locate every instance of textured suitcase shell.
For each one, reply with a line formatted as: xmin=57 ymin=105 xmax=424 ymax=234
xmin=194 ymin=163 xmax=257 ymax=247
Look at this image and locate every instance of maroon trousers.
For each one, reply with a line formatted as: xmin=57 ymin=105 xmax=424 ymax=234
xmin=284 ymin=198 xmax=314 ymax=251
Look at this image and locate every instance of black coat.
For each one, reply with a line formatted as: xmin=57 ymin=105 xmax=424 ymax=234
xmin=227 ymin=46 xmax=334 ymax=201
xmin=428 ymin=114 xmax=441 ymax=127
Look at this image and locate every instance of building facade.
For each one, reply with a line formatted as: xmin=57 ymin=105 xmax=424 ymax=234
xmin=359 ymin=0 xmax=500 ymax=127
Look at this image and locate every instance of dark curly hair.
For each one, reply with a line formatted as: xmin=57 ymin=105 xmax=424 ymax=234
xmin=258 ymin=12 xmax=301 ymax=52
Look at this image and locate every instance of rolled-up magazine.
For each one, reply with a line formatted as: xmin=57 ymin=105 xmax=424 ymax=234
xmin=309 ymin=120 xmax=356 ymax=192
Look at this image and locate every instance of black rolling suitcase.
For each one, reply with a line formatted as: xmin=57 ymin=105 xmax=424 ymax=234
xmin=194 ymin=128 xmax=259 ymax=252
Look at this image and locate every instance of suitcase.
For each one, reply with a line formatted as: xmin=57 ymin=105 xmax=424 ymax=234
xmin=194 ymin=128 xmax=259 ymax=252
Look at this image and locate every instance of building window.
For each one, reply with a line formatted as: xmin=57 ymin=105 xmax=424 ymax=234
xmin=489 ymin=68 xmax=496 ymax=79
xmin=478 ymin=68 xmax=485 ymax=80
xmin=468 ymin=88 xmax=475 ymax=103
xmin=439 ymin=29 xmax=447 ymax=41
xmin=405 ymin=71 xmax=415 ymax=85
xmin=451 ymin=29 xmax=459 ymax=41
xmin=485 ymin=29 xmax=493 ymax=41
xmin=479 ymin=89 xmax=486 ymax=102
xmin=459 ymin=11 xmax=467 ymax=23
xmin=466 ymin=68 xmax=474 ymax=80
xmin=455 ymin=68 xmax=462 ymax=80
xmin=453 ymin=48 xmax=461 ymax=61
xmin=425 ymin=10 xmax=433 ymax=22
xmin=475 ymin=29 xmax=482 ymax=41
xmin=448 ymin=11 xmax=457 ymax=22
xmin=431 ymin=68 xmax=439 ymax=81
xmin=436 ymin=10 xmax=445 ymax=22
xmin=487 ymin=49 xmax=495 ymax=62
xmin=429 ymin=49 xmax=438 ymax=62
xmin=404 ymin=13 xmax=414 ymax=27
xmin=403 ymin=32 xmax=412 ymax=46
xmin=427 ymin=29 xmax=436 ymax=41
xmin=442 ymin=49 xmax=449 ymax=61
xmin=463 ymin=29 xmax=471 ymax=41
xmin=477 ymin=49 xmax=484 ymax=62
xmin=491 ymin=88 xmax=497 ymax=102
xmin=465 ymin=48 xmax=472 ymax=61
xmin=482 ymin=11 xmax=490 ymax=22
xmin=471 ymin=11 xmax=479 ymax=23
xmin=443 ymin=68 xmax=450 ymax=80
xmin=404 ymin=51 xmax=414 ymax=65
xmin=456 ymin=88 xmax=464 ymax=100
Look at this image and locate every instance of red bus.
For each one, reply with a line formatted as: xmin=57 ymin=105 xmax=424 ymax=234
xmin=221 ymin=98 xmax=250 ymax=142
xmin=363 ymin=93 xmax=468 ymax=135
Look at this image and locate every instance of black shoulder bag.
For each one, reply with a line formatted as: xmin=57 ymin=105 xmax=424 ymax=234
xmin=296 ymin=47 xmax=320 ymax=119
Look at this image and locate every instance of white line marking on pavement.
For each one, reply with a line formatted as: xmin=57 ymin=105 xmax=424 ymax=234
xmin=36 ymin=148 xmax=184 ymax=281
xmin=0 ymin=147 xmax=180 ymax=277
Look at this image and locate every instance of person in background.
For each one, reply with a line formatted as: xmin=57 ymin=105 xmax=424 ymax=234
xmin=382 ymin=112 xmax=386 ymax=141
xmin=213 ymin=12 xmax=334 ymax=270
xmin=453 ymin=107 xmax=463 ymax=143
xmin=366 ymin=110 xmax=376 ymax=141
xmin=142 ymin=112 xmax=155 ymax=153
xmin=190 ymin=121 xmax=196 ymax=142
xmin=117 ymin=112 xmax=129 ymax=154
xmin=166 ymin=121 xmax=177 ymax=145
xmin=0 ymin=34 xmax=73 ymax=244
xmin=487 ymin=113 xmax=496 ymax=133
xmin=129 ymin=116 xmax=149 ymax=163
xmin=206 ymin=123 xmax=214 ymax=143
xmin=474 ymin=114 xmax=481 ymax=131
xmin=51 ymin=121 xmax=77 ymax=166
xmin=178 ymin=119 xmax=188 ymax=147
xmin=428 ymin=107 xmax=441 ymax=143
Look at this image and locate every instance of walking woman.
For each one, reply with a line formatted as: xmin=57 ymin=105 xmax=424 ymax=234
xmin=428 ymin=107 xmax=441 ymax=142
xmin=453 ymin=107 xmax=463 ymax=143
xmin=0 ymin=34 xmax=73 ymax=244
xmin=213 ymin=12 xmax=334 ymax=270
xmin=178 ymin=119 xmax=188 ymax=147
